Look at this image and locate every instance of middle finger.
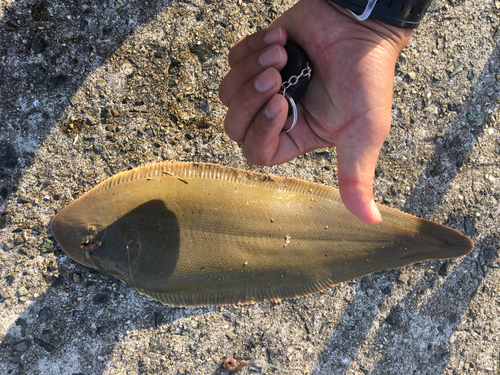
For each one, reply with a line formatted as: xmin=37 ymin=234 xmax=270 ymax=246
xmin=219 ymin=44 xmax=287 ymax=107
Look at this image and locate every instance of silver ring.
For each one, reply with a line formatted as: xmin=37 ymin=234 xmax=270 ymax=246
xmin=283 ymin=92 xmax=297 ymax=133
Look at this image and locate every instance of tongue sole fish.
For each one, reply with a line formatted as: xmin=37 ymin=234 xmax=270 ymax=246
xmin=50 ymin=162 xmax=473 ymax=307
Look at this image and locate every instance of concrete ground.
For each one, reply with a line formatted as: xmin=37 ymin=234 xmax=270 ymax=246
xmin=0 ymin=0 xmax=498 ymax=374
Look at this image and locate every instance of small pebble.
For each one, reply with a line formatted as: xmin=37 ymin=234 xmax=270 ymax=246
xmin=38 ymin=307 xmax=52 ymax=322
xmin=40 ymin=239 xmax=55 ymax=253
xmin=13 ymin=340 xmax=30 ymax=352
xmin=73 ymin=273 xmax=82 ymax=283
xmin=398 ymin=270 xmax=410 ymax=283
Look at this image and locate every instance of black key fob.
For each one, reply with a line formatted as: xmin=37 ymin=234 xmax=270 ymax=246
xmin=279 ymin=43 xmax=312 ymax=132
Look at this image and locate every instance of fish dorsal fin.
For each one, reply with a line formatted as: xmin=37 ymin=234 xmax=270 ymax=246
xmin=84 ymin=162 xmax=341 ymax=202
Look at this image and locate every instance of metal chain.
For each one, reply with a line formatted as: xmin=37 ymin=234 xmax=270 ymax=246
xmin=280 ymin=63 xmax=311 ymax=97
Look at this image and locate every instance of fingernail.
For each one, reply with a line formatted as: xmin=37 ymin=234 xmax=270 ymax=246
xmin=371 ymin=200 xmax=383 ymax=222
xmin=264 ymin=95 xmax=284 ymax=119
xmin=263 ymin=28 xmax=282 ymax=45
xmin=254 ymin=69 xmax=278 ymax=92
xmin=259 ymin=46 xmax=282 ymax=68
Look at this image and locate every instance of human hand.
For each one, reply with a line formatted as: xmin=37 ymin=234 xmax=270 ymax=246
xmin=219 ymin=0 xmax=412 ymax=224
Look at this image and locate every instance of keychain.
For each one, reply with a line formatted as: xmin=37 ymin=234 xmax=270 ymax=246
xmin=279 ymin=43 xmax=312 ymax=132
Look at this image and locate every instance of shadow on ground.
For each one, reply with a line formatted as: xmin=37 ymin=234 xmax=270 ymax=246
xmin=0 ymin=0 xmax=172 ymax=190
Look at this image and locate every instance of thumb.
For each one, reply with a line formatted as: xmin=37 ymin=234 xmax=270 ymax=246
xmin=336 ymin=138 xmax=384 ymax=225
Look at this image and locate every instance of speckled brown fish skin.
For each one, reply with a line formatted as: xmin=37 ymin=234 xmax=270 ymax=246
xmin=50 ymin=162 xmax=474 ymax=307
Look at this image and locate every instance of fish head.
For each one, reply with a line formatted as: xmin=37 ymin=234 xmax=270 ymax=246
xmin=51 ymin=192 xmax=180 ymax=285
xmin=50 ymin=193 xmax=144 ymax=283
xmin=50 ymin=196 xmax=107 ymax=269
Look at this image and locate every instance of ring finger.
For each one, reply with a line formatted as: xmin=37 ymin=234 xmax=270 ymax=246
xmin=224 ymin=67 xmax=283 ymax=143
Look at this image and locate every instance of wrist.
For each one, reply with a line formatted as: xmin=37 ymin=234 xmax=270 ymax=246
xmin=327 ymin=2 xmax=413 ymax=55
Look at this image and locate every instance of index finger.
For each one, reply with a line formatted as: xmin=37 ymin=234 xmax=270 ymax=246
xmin=228 ymin=27 xmax=287 ymax=67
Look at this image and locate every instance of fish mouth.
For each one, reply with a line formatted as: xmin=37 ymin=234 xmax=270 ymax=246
xmin=80 ymin=238 xmax=103 ymax=266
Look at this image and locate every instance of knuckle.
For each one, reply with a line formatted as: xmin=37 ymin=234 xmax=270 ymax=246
xmin=242 ymin=147 xmax=271 ymax=166
xmin=243 ymin=153 xmax=261 ymax=166
xmin=228 ymin=49 xmax=238 ymax=67
xmin=224 ymin=122 xmax=243 ymax=143
xmin=218 ymin=88 xmax=229 ymax=107
xmin=339 ymin=174 xmax=375 ymax=192
xmin=228 ymin=39 xmax=244 ymax=67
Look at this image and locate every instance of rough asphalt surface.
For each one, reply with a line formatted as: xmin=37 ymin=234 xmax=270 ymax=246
xmin=0 ymin=0 xmax=499 ymax=374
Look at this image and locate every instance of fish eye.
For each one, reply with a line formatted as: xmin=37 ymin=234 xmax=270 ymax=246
xmin=87 ymin=225 xmax=97 ymax=233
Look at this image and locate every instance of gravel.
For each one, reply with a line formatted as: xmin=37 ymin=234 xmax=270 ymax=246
xmin=0 ymin=0 xmax=499 ymax=374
